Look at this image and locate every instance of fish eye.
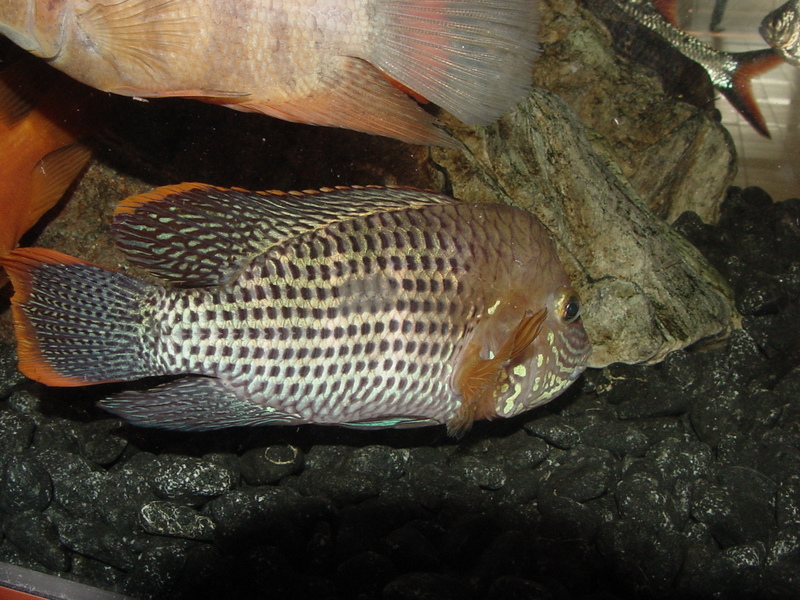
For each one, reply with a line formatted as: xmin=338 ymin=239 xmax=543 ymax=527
xmin=561 ymin=295 xmax=582 ymax=323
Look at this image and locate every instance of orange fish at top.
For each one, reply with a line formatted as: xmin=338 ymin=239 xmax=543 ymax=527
xmin=0 ymin=54 xmax=97 ymax=287
xmin=0 ymin=0 xmax=540 ymax=145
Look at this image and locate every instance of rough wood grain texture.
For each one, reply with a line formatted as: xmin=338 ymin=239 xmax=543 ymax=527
xmin=536 ymin=0 xmax=737 ymax=223
xmin=431 ymin=87 xmax=738 ymax=367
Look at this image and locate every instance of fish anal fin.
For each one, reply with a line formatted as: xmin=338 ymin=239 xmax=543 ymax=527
xmin=234 ymin=57 xmax=457 ymax=147
xmin=448 ymin=308 xmax=546 ymax=436
xmin=726 ymin=49 xmax=784 ymax=138
xmin=99 ymin=377 xmax=302 ymax=431
xmin=382 ymin=74 xmax=430 ymax=105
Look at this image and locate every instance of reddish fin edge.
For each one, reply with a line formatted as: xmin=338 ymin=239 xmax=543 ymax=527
xmin=113 ymin=182 xmax=221 ymax=215
xmin=652 ymin=0 xmax=679 ymax=27
xmin=729 ymin=51 xmax=784 ymax=138
xmin=0 ymin=248 xmax=112 ymax=387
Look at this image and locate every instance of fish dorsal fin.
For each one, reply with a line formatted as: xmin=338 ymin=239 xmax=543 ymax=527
xmin=448 ymin=308 xmax=547 ymax=436
xmin=112 ymin=183 xmax=455 ymax=287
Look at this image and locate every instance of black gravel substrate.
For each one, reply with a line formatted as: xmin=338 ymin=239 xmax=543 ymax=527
xmin=1 ymin=185 xmax=799 ymax=600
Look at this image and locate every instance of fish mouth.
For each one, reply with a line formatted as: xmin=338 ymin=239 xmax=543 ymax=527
xmin=567 ymin=344 xmax=592 ymax=381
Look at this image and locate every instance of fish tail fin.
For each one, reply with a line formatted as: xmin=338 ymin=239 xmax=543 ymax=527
xmin=368 ymin=0 xmax=539 ymax=125
xmin=724 ymin=49 xmax=785 ymax=138
xmin=1 ymin=248 xmax=157 ymax=387
xmin=652 ymin=0 xmax=680 ymax=27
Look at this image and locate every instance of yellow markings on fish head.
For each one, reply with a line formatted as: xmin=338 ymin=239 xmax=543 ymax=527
xmin=501 ymin=383 xmax=524 ymax=416
xmin=486 ymin=299 xmax=501 ymax=315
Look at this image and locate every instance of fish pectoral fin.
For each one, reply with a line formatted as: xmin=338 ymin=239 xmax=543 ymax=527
xmin=236 ymin=57 xmax=458 ymax=147
xmin=77 ymin=0 xmax=194 ymax=78
xmin=112 ymin=183 xmax=455 ymax=287
xmin=448 ymin=309 xmax=546 ymax=436
xmin=99 ymin=377 xmax=301 ymax=431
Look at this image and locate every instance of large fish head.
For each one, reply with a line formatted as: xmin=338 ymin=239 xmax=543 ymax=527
xmin=492 ymin=283 xmax=591 ymax=420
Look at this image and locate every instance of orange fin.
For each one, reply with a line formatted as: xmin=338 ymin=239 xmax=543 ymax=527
xmin=1 ymin=248 xmax=103 ymax=386
xmin=0 ymin=143 xmax=91 ymax=258
xmin=448 ymin=308 xmax=546 ymax=436
xmin=27 ymin=144 xmax=91 ymax=227
xmin=652 ymin=0 xmax=679 ymax=27
xmin=233 ymin=57 xmax=457 ymax=147
xmin=383 ymin=75 xmax=430 ymax=105
xmin=723 ymin=49 xmax=784 ymax=138
xmin=0 ymin=58 xmax=45 ymax=126
xmin=2 ymin=247 xmax=153 ymax=387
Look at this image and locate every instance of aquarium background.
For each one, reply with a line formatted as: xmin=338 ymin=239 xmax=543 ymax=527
xmin=1 ymin=1 xmax=799 ymax=599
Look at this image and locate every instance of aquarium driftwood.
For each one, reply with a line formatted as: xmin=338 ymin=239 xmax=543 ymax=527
xmin=432 ymin=87 xmax=738 ymax=367
xmin=535 ymin=0 xmax=737 ymax=224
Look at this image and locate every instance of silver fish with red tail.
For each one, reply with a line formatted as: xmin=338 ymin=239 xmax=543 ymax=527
xmin=592 ymin=0 xmax=784 ymax=138
xmin=1 ymin=185 xmax=591 ymax=436
xmin=761 ymin=0 xmax=800 ymax=68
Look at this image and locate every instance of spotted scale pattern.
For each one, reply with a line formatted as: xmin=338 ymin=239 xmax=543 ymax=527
xmin=147 ymin=202 xmax=500 ymax=425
